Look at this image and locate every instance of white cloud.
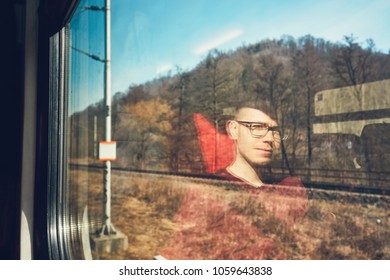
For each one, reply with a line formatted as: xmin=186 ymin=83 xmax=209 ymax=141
xmin=194 ymin=29 xmax=243 ymax=55
xmin=156 ymin=63 xmax=173 ymax=74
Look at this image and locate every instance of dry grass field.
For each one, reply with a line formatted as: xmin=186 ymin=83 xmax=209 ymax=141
xmin=74 ymin=168 xmax=390 ymax=260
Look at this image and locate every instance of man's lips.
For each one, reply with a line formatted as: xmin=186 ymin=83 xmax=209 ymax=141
xmin=255 ymin=147 xmax=273 ymax=154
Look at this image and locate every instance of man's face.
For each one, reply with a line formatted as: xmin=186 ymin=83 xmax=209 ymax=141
xmin=228 ymin=107 xmax=279 ymax=166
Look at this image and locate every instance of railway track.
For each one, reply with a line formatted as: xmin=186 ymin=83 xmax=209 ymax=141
xmin=70 ymin=163 xmax=390 ymax=197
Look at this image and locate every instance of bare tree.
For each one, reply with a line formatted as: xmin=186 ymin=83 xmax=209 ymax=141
xmin=292 ymin=40 xmax=326 ymax=177
xmin=332 ymin=35 xmax=375 ymax=109
xmin=256 ymin=54 xmax=292 ymax=174
xmin=122 ymin=98 xmax=174 ymax=169
xmin=167 ymin=67 xmax=191 ymax=171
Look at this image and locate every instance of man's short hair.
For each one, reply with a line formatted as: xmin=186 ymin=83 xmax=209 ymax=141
xmin=231 ymin=100 xmax=276 ymax=120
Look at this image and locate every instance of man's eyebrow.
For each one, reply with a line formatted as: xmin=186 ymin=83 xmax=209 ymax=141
xmin=238 ymin=121 xmax=279 ymax=127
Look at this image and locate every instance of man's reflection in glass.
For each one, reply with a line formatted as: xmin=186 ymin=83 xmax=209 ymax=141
xmin=216 ymin=106 xmax=286 ymax=187
xmin=161 ymin=105 xmax=309 ymax=260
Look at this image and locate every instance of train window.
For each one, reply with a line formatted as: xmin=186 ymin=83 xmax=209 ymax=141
xmin=54 ymin=0 xmax=390 ymax=259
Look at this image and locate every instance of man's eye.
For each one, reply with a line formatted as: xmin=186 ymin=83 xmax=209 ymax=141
xmin=252 ymin=124 xmax=267 ymax=130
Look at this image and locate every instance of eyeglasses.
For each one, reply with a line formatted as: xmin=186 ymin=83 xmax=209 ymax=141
xmin=235 ymin=121 xmax=288 ymax=141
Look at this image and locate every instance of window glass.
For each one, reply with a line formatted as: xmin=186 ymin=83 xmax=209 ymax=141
xmin=67 ymin=0 xmax=390 ymax=259
xmin=67 ymin=0 xmax=106 ymax=258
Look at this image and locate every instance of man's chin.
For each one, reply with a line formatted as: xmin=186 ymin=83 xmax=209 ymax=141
xmin=251 ymin=157 xmax=272 ymax=166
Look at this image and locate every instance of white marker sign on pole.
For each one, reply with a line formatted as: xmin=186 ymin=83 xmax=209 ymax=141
xmin=99 ymin=141 xmax=116 ymax=161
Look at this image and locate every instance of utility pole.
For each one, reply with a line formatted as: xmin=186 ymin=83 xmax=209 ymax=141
xmin=79 ymin=0 xmax=116 ymax=236
xmin=101 ymin=0 xmax=115 ymax=236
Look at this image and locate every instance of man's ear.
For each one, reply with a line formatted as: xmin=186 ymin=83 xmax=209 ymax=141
xmin=226 ymin=120 xmax=238 ymax=140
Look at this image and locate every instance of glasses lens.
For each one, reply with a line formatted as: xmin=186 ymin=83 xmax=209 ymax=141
xmin=254 ymin=128 xmax=286 ymax=142
xmin=251 ymin=125 xmax=268 ymax=137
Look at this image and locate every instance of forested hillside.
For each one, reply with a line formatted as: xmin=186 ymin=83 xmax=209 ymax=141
xmin=70 ymin=34 xmax=390 ymax=181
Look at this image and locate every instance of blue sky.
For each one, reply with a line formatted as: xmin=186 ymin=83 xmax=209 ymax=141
xmin=71 ymin=0 xmax=390 ymax=112
xmin=110 ymin=0 xmax=390 ymax=94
